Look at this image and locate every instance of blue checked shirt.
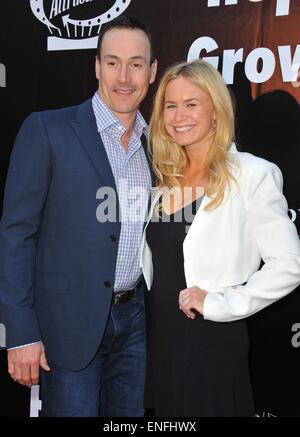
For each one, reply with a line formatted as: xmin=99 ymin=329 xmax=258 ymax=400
xmin=92 ymin=92 xmax=152 ymax=292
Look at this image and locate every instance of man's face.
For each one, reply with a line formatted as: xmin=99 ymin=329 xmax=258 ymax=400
xmin=96 ymin=28 xmax=157 ymax=118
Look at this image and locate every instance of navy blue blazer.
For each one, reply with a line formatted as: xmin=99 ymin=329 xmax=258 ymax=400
xmin=0 ymin=98 xmax=153 ymax=370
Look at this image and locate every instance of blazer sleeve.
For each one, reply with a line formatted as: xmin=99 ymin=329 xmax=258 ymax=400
xmin=203 ymin=161 xmax=300 ymax=322
xmin=0 ymin=113 xmax=51 ymax=347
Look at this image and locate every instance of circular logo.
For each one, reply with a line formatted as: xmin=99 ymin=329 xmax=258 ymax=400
xmin=30 ymin=0 xmax=132 ymax=40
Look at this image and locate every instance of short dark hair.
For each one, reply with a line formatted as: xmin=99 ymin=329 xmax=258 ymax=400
xmin=96 ymin=15 xmax=155 ymax=64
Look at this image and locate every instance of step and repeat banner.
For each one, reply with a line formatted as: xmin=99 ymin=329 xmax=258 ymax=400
xmin=0 ymin=0 xmax=300 ymax=417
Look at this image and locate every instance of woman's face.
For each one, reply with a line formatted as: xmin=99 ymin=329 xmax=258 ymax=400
xmin=163 ymin=75 xmax=216 ymax=150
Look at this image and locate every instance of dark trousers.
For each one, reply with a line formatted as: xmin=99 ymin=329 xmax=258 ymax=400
xmin=40 ymin=288 xmax=146 ymax=417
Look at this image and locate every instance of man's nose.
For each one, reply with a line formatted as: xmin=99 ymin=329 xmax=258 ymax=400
xmin=117 ymin=65 xmax=130 ymax=83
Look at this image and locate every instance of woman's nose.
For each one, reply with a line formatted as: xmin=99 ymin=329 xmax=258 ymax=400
xmin=174 ymin=107 xmax=186 ymax=122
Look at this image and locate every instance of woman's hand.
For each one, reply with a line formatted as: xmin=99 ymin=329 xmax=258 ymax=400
xmin=179 ymin=286 xmax=208 ymax=319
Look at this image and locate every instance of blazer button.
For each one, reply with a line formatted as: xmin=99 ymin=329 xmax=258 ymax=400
xmin=109 ymin=235 xmax=118 ymax=242
xmin=104 ymin=281 xmax=113 ymax=288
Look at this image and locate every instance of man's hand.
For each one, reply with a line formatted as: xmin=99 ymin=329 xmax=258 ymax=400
xmin=179 ymin=286 xmax=208 ymax=319
xmin=8 ymin=343 xmax=50 ymax=387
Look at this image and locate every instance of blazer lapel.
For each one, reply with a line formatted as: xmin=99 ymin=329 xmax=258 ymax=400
xmin=141 ymin=134 xmax=155 ymax=187
xmin=70 ymin=99 xmax=116 ymax=190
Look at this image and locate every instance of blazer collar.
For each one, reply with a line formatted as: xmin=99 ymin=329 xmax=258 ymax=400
xmin=70 ymin=99 xmax=116 ymax=190
xmin=71 ymin=98 xmax=154 ymax=187
xmin=141 ymin=134 xmax=155 ymax=187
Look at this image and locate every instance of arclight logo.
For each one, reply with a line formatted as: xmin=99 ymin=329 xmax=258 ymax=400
xmin=207 ymin=0 xmax=291 ymax=17
xmin=30 ymin=0 xmax=132 ymax=51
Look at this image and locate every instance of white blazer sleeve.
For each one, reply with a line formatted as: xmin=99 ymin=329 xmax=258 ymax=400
xmin=203 ymin=162 xmax=300 ymax=322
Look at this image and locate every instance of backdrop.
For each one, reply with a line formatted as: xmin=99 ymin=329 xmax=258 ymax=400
xmin=0 ymin=0 xmax=300 ymax=417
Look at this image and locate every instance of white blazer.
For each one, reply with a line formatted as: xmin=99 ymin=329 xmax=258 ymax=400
xmin=140 ymin=144 xmax=300 ymax=322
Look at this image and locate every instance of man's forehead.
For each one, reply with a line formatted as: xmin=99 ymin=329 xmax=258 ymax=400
xmin=101 ymin=27 xmax=150 ymax=51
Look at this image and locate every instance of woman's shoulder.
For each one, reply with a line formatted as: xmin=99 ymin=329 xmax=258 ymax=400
xmin=228 ymin=144 xmax=284 ymax=200
xmin=229 ymin=143 xmax=281 ymax=179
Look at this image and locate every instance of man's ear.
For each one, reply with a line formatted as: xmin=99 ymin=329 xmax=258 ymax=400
xmin=150 ymin=59 xmax=158 ymax=84
xmin=95 ymin=55 xmax=100 ymax=80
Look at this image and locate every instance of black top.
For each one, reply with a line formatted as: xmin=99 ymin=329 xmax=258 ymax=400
xmin=147 ymin=196 xmax=202 ymax=296
xmin=144 ymin=196 xmax=254 ymax=417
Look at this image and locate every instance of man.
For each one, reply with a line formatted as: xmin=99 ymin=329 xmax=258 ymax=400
xmin=0 ymin=16 xmax=157 ymax=417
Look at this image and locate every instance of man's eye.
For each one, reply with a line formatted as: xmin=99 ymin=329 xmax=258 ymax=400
xmin=133 ymin=63 xmax=143 ymax=68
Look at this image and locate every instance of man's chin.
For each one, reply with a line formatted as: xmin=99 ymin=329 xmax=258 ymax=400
xmin=112 ymin=104 xmax=139 ymax=115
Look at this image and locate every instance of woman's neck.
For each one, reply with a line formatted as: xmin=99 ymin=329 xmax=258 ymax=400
xmin=183 ymin=142 xmax=210 ymax=173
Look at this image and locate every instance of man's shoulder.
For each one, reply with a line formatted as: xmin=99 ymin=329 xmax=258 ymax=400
xmin=29 ymin=98 xmax=93 ymax=125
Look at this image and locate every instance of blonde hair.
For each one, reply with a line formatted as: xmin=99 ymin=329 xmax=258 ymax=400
xmin=149 ymin=59 xmax=238 ymax=211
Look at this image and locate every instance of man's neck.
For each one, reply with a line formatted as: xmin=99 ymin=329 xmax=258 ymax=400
xmin=97 ymin=92 xmax=138 ymax=151
xmin=118 ymin=109 xmax=138 ymax=129
xmin=117 ymin=113 xmax=137 ymax=151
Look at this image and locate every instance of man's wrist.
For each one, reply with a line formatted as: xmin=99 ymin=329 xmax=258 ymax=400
xmin=7 ymin=341 xmax=41 ymax=351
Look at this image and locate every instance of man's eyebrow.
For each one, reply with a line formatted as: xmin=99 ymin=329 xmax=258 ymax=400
xmin=103 ymin=55 xmax=147 ymax=62
xmin=103 ymin=55 xmax=119 ymax=60
xmin=129 ymin=56 xmax=147 ymax=61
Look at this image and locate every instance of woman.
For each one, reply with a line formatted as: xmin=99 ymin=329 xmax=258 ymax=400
xmin=140 ymin=60 xmax=300 ymax=417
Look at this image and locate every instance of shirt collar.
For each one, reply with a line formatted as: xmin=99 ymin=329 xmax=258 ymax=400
xmin=92 ymin=92 xmax=148 ymax=139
